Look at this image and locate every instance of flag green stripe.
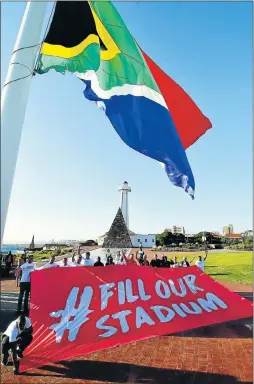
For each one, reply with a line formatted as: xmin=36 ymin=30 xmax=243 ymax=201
xmin=37 ymin=0 xmax=161 ymax=94
xmin=38 ymin=49 xmax=160 ymax=93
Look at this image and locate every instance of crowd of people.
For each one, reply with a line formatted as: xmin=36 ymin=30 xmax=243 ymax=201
xmin=2 ymin=245 xmax=208 ymax=374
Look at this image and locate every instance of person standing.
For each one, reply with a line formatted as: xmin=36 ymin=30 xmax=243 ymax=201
xmin=125 ymin=253 xmax=137 ymax=265
xmin=61 ymin=257 xmax=75 ymax=267
xmin=137 ymin=254 xmax=150 ymax=266
xmin=150 ymin=254 xmax=161 ymax=267
xmin=94 ymin=257 xmax=104 ymax=266
xmin=5 ymin=251 xmax=14 ymax=276
xmin=195 ymin=253 xmax=208 ymax=272
xmin=161 ymin=255 xmax=171 ymax=267
xmin=172 ymin=256 xmax=180 ymax=268
xmin=1 ymin=314 xmax=33 ymax=374
xmin=17 ymin=255 xmax=36 ymax=314
xmin=78 ymin=246 xmax=94 ymax=266
xmin=15 ymin=254 xmax=26 ymax=287
xmin=106 ymin=256 xmax=115 ymax=266
xmin=40 ymin=255 xmax=60 ymax=269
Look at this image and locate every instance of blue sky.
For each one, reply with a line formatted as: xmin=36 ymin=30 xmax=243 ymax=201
xmin=2 ymin=2 xmax=252 ymax=243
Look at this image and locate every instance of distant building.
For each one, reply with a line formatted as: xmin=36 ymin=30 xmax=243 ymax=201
xmin=223 ymin=224 xmax=234 ymax=236
xmin=43 ymin=243 xmax=69 ymax=251
xmin=224 ymin=233 xmax=242 ymax=240
xmin=167 ymin=226 xmax=185 ymax=235
xmin=97 ymin=230 xmax=155 ymax=248
xmin=130 ymin=233 xmax=156 ymax=248
xmin=242 ymin=230 xmax=253 ymax=238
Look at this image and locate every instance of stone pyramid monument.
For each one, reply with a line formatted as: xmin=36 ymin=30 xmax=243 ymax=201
xmin=102 ymin=208 xmax=132 ymax=249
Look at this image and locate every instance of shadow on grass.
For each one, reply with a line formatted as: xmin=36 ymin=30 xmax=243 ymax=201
xmin=24 ymin=359 xmax=251 ymax=383
xmin=209 ymin=273 xmax=229 ymax=276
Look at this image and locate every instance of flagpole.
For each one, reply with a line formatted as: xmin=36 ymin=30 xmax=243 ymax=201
xmin=1 ymin=2 xmax=47 ymax=241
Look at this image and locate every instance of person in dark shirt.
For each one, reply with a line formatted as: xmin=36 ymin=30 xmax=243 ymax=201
xmin=161 ymin=255 xmax=171 ymax=268
xmin=106 ymin=256 xmax=115 ymax=266
xmin=150 ymin=254 xmax=161 ymax=268
xmin=94 ymin=257 xmax=104 ymax=267
xmin=136 ymin=254 xmax=149 ymax=266
xmin=180 ymin=256 xmax=191 ymax=268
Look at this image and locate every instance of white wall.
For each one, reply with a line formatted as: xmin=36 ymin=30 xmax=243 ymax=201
xmin=131 ymin=234 xmax=156 ymax=248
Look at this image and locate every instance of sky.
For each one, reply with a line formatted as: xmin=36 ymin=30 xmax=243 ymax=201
xmin=1 ymin=1 xmax=252 ymax=244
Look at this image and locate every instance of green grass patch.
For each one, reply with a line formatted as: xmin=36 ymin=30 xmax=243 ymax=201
xmin=204 ymin=252 xmax=252 ymax=284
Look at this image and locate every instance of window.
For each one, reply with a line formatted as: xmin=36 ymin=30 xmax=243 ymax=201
xmin=137 ymin=239 xmax=140 ymax=243
xmin=152 ymin=239 xmax=155 ymax=242
xmin=145 ymin=239 xmax=147 ymax=242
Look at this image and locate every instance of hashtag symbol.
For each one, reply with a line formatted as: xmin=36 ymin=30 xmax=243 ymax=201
xmin=49 ymin=286 xmax=94 ymax=343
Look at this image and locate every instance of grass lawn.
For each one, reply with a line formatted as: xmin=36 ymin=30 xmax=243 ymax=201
xmin=204 ymin=252 xmax=252 ymax=285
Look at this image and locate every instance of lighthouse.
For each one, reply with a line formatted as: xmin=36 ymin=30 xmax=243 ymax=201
xmin=118 ymin=181 xmax=131 ymax=229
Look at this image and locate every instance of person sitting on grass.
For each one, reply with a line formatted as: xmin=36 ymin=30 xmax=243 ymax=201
xmin=94 ymin=257 xmax=104 ymax=266
xmin=1 ymin=314 xmax=33 ymax=375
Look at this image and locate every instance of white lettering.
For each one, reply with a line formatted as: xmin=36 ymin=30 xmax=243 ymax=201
xmin=118 ymin=281 xmax=125 ymax=305
xmin=99 ymin=282 xmax=115 ymax=310
xmin=180 ymin=302 xmax=202 ymax=314
xmin=136 ymin=306 xmax=155 ymax=328
xmin=96 ymin=315 xmax=117 ymax=338
xmin=155 ymin=280 xmax=171 ymax=299
xmin=197 ymin=293 xmax=227 ymax=312
xmin=137 ymin=279 xmax=151 ymax=301
xmin=172 ymin=304 xmax=187 ymax=318
xmin=151 ymin=305 xmax=175 ymax=323
xmin=126 ymin=279 xmax=139 ymax=303
xmin=112 ymin=310 xmax=132 ymax=333
xmin=49 ymin=286 xmax=94 ymax=343
xmin=183 ymin=274 xmax=204 ymax=294
xmin=168 ymin=278 xmax=187 ymax=297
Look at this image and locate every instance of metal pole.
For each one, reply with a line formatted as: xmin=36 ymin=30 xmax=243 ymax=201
xmin=1 ymin=2 xmax=47 ymax=241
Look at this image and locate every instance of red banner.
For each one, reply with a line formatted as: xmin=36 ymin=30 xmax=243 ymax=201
xmin=21 ymin=266 xmax=252 ymax=372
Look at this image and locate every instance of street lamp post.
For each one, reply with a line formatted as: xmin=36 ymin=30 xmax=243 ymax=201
xmin=202 ymin=231 xmax=207 ymax=255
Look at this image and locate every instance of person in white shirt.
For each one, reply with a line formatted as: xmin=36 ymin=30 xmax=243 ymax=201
xmin=195 ymin=253 xmax=208 ymax=272
xmin=61 ymin=257 xmax=75 ymax=267
xmin=17 ymin=255 xmax=36 ymax=314
xmin=78 ymin=246 xmax=94 ymax=266
xmin=1 ymin=315 xmax=33 ymax=374
xmin=116 ymin=252 xmax=127 ymax=265
xmin=83 ymin=252 xmax=94 ymax=266
xmin=172 ymin=256 xmax=180 ymax=268
xmin=41 ymin=255 xmax=60 ymax=270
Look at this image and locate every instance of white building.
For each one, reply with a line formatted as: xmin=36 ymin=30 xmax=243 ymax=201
xmin=167 ymin=226 xmax=185 ymax=235
xmin=130 ymin=232 xmax=156 ymax=248
xmin=97 ymin=181 xmax=156 ymax=248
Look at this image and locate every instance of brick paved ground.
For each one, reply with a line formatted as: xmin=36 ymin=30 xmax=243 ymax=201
xmin=1 ymin=261 xmax=252 ymax=384
xmin=1 ymin=337 xmax=253 ymax=383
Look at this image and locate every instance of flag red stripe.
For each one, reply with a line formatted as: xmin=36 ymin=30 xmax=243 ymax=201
xmin=141 ymin=50 xmax=212 ymax=149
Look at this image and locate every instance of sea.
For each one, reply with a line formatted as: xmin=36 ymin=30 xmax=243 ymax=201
xmin=1 ymin=246 xmax=25 ymax=254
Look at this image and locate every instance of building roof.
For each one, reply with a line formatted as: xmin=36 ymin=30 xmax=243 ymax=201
xmin=225 ymin=234 xmax=242 ymax=238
